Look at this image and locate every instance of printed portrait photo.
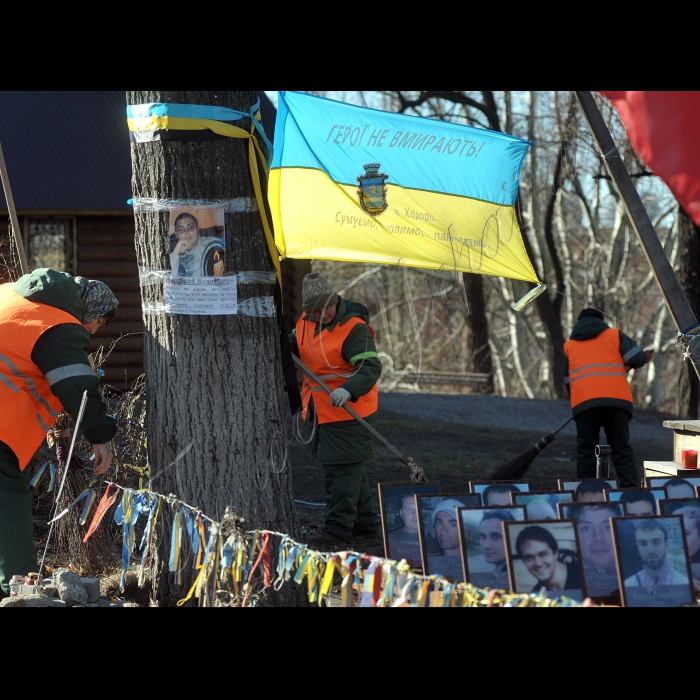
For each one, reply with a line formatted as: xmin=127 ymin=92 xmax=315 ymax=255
xmin=504 ymin=519 xmax=586 ymax=603
xmin=647 ymin=477 xmax=700 ymax=499
xmin=559 ymin=501 xmax=624 ymax=603
xmin=457 ymin=505 xmax=525 ymax=591
xmin=169 ymin=204 xmax=226 ymax=278
xmin=512 ymin=491 xmax=575 ymax=520
xmin=658 ymin=499 xmax=700 ymax=588
xmin=470 ymin=481 xmax=531 ymax=507
xmin=559 ymin=478 xmax=618 ymax=503
xmin=606 ymin=488 xmax=667 ymax=516
xmin=416 ymin=493 xmax=481 ymax=583
xmin=378 ymin=482 xmax=441 ymax=569
xmin=612 ymin=515 xmax=694 ymax=607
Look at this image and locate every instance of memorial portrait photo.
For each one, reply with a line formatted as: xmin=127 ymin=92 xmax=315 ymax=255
xmin=169 ymin=204 xmax=226 ymax=279
xmin=612 ymin=515 xmax=694 ymax=607
xmin=457 ymin=505 xmax=525 ymax=590
xmin=504 ymin=520 xmax=586 ymax=602
xmin=513 ymin=491 xmax=575 ymax=520
xmin=416 ymin=493 xmax=480 ymax=582
xmin=378 ymin=482 xmax=441 ymax=569
xmin=470 ymin=481 xmax=531 ymax=507
xmin=560 ymin=501 xmax=624 ymax=603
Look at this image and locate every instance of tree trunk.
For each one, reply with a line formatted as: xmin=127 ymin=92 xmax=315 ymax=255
xmin=127 ymin=91 xmax=307 ymax=607
xmin=676 ymin=206 xmax=700 ymax=418
xmin=462 ymin=272 xmax=494 ymax=393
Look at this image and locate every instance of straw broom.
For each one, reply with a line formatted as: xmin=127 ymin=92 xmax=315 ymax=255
xmin=488 ymin=417 xmax=574 ymax=481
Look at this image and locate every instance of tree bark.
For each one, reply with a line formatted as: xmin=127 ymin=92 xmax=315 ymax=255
xmin=462 ymin=272 xmax=494 ymax=392
xmin=127 ymin=91 xmax=307 ymax=607
xmin=676 ymin=206 xmax=700 ymax=418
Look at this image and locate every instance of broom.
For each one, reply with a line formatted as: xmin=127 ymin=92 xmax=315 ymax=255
xmin=488 ymin=416 xmax=574 ymax=481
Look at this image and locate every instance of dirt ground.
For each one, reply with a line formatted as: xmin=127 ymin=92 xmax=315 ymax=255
xmin=288 ymin=391 xmax=677 ymax=559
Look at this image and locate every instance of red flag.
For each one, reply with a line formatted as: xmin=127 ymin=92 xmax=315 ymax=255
xmin=601 ymin=91 xmax=700 ymax=228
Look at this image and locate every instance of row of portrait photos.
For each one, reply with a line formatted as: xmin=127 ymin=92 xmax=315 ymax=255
xmin=378 ymin=476 xmax=700 ymax=607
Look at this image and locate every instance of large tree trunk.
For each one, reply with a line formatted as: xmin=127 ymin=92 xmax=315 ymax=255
xmin=127 ymin=91 xmax=306 ymax=606
xmin=676 ymin=206 xmax=700 ymax=418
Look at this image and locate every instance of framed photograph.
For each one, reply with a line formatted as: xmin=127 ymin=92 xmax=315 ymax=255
xmin=512 ymin=491 xmax=575 ymax=520
xmin=559 ymin=478 xmax=618 ymax=503
xmin=612 ymin=515 xmax=694 ymax=607
xmin=378 ymin=482 xmax=442 ymax=569
xmin=456 ymin=505 xmax=526 ymax=590
xmin=605 ymin=488 xmax=667 ymax=516
xmin=658 ymin=499 xmax=700 ymax=586
xmin=646 ymin=477 xmax=700 ymax=499
xmin=469 ymin=481 xmax=531 ymax=507
xmin=416 ymin=493 xmax=481 ymax=582
xmin=503 ymin=519 xmax=587 ymax=602
xmin=558 ymin=501 xmax=625 ymax=604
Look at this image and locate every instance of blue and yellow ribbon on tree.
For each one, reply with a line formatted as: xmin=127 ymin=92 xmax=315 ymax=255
xmin=126 ymin=99 xmax=281 ymax=289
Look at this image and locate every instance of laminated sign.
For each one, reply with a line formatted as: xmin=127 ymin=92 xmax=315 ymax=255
xmin=268 ymin=91 xmax=540 ymax=283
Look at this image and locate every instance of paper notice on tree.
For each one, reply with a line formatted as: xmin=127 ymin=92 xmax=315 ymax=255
xmin=163 ymin=276 xmax=238 ymax=315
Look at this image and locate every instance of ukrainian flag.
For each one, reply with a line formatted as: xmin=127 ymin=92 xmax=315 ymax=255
xmin=268 ymin=91 xmax=540 ymax=283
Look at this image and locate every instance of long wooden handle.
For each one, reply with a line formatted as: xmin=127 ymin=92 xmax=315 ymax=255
xmin=0 ymin=139 xmax=29 ymax=276
xmin=292 ymin=354 xmax=411 ymax=467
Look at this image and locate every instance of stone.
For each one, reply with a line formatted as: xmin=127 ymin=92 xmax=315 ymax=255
xmin=80 ymin=577 xmax=101 ymax=603
xmin=0 ymin=595 xmax=53 ymax=607
xmin=54 ymin=568 xmax=88 ymax=606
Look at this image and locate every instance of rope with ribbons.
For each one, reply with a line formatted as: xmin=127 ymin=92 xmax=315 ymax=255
xmin=36 ymin=472 xmax=588 ymax=608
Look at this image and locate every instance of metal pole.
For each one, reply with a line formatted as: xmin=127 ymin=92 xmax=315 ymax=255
xmin=595 ymin=444 xmax=612 ymax=479
xmin=37 ymin=391 xmax=89 ymax=582
xmin=292 ymin=355 xmax=417 ymax=470
xmin=575 ymin=91 xmax=700 ymax=375
xmin=0 ymin=139 xmax=29 ymax=276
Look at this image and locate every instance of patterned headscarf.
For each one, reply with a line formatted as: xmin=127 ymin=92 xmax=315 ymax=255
xmin=75 ymin=276 xmax=119 ymax=323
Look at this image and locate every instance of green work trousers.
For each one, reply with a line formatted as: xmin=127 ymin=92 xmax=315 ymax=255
xmin=315 ymin=414 xmax=379 ymax=536
xmin=574 ymin=406 xmax=639 ymax=487
xmin=0 ymin=444 xmax=38 ymax=597
xmin=323 ymin=459 xmax=378 ymax=534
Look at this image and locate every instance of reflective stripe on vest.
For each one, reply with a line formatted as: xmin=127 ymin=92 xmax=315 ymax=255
xmin=0 ymin=284 xmax=83 ymax=470
xmin=296 ymin=313 xmax=378 ymax=424
xmin=564 ymin=327 xmax=633 ymax=409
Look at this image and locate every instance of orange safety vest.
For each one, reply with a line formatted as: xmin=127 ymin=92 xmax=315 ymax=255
xmin=296 ymin=314 xmax=378 ymax=424
xmin=564 ymin=327 xmax=633 ymax=410
xmin=0 ymin=284 xmax=82 ymax=470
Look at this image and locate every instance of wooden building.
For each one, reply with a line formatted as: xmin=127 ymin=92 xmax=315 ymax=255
xmin=0 ymin=91 xmax=309 ymax=390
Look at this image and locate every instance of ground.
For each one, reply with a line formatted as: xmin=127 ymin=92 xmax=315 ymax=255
xmin=288 ymin=392 xmax=676 ymax=560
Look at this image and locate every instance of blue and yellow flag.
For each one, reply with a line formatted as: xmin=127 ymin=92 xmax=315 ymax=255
xmin=268 ymin=91 xmax=540 ymax=283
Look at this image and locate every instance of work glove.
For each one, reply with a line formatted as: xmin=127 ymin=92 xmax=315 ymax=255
xmin=330 ymin=388 xmax=351 ymax=408
xmin=645 ymin=349 xmax=654 ymax=363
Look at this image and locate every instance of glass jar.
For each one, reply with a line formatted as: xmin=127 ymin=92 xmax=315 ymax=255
xmin=9 ymin=575 xmax=26 ymax=597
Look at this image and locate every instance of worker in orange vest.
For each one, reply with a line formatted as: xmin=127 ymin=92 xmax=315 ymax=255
xmin=563 ymin=308 xmax=653 ymax=487
xmin=0 ymin=268 xmax=119 ymax=597
xmin=290 ymin=272 xmax=382 ymax=546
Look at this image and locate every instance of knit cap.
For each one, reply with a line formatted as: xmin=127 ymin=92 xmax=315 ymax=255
xmin=75 ymin=276 xmax=119 ymax=323
xmin=302 ymin=272 xmax=339 ymax=313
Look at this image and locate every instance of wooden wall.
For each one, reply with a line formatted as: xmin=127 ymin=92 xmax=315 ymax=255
xmin=76 ymin=215 xmax=143 ymax=389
